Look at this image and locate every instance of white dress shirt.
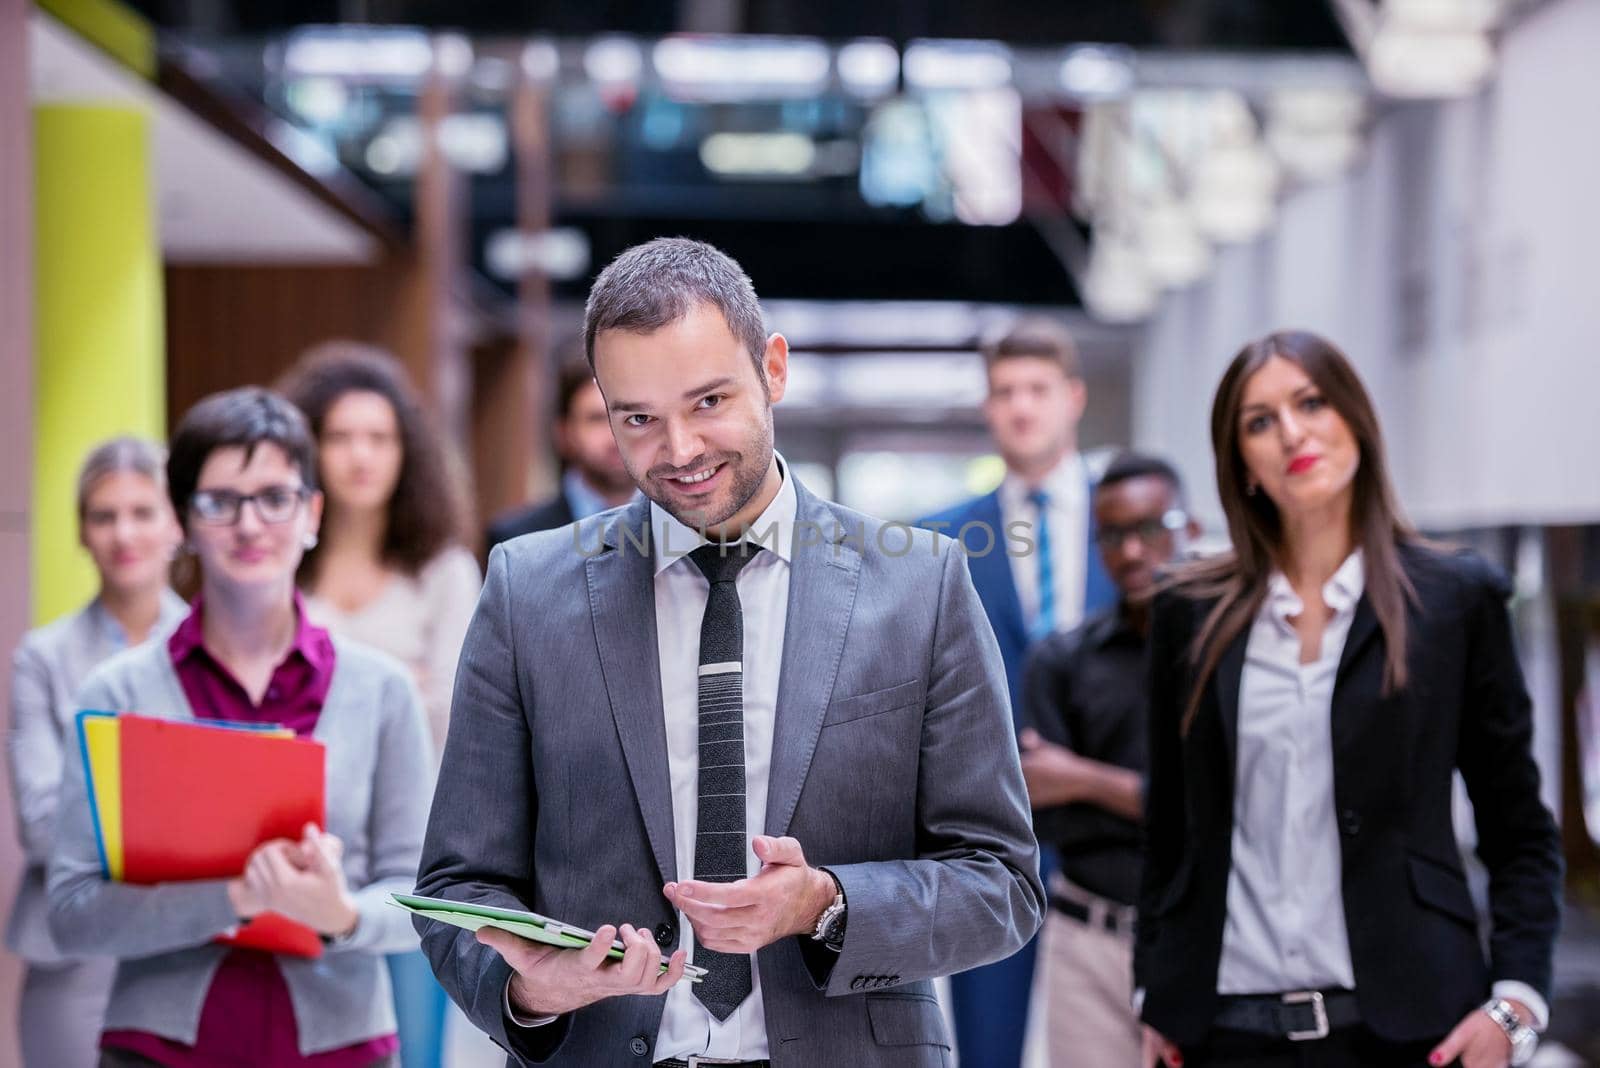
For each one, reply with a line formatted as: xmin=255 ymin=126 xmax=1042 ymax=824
xmin=998 ymin=452 xmax=1088 ymax=636
xmin=1218 ymin=551 xmax=1364 ymax=995
xmin=649 ymin=456 xmax=798 ymax=1061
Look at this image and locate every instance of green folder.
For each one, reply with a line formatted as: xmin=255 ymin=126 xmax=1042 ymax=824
xmin=388 ymin=892 xmax=705 ymax=982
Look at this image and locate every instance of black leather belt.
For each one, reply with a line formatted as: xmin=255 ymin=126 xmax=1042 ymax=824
xmin=1049 ymin=893 xmax=1135 ymax=936
xmin=655 ymin=1060 xmax=770 ymax=1067
xmin=1214 ymin=989 xmax=1361 ymax=1041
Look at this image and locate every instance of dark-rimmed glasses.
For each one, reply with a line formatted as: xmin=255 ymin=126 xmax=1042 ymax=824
xmin=190 ymin=486 xmax=309 ymax=526
xmin=1094 ymin=509 xmax=1187 ymax=550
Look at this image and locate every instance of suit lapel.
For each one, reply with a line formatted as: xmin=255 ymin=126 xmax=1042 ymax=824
xmin=765 ymin=484 xmax=862 ymax=838
xmin=1215 ymin=625 xmax=1249 ymax=772
xmin=586 ymin=499 xmax=678 ymax=886
xmin=1332 ymin=595 xmax=1382 ymax=756
xmin=1212 ymin=590 xmax=1383 ymax=766
xmin=965 ymin=491 xmax=1027 ymax=653
xmin=1336 ymin=595 xmax=1381 ymax=683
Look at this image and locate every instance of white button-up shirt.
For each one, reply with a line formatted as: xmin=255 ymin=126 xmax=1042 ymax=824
xmin=649 ymin=457 xmax=797 ymax=1061
xmin=1218 ymin=551 xmax=1364 ymax=995
xmin=997 ymin=452 xmax=1088 ymax=636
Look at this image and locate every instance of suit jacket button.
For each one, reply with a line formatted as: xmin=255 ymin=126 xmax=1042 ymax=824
xmin=655 ymin=921 xmax=676 ymax=948
xmin=629 ymin=1036 xmax=649 ymax=1057
xmin=1340 ymin=809 xmax=1361 ymax=836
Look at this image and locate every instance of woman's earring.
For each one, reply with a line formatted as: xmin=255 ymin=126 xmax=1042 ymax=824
xmin=1246 ymin=480 xmax=1259 ymax=496
xmin=302 ymin=533 xmax=319 ymax=550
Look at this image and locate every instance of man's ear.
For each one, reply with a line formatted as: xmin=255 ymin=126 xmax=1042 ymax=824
xmin=1064 ymin=376 xmax=1088 ymax=423
xmin=762 ymin=333 xmax=790 ymax=405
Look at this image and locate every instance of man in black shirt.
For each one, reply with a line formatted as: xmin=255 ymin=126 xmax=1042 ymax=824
xmin=1020 ymin=452 xmax=1198 ymax=1066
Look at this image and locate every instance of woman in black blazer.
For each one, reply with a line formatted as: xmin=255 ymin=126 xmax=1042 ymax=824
xmin=1137 ymin=331 xmax=1561 ymax=1068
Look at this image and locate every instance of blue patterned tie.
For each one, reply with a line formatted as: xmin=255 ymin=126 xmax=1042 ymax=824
xmin=686 ymin=542 xmax=761 ymax=1021
xmin=1029 ymin=488 xmax=1055 ymax=641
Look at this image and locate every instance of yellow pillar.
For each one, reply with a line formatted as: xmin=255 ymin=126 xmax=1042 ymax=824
xmin=32 ymin=104 xmax=164 ymax=626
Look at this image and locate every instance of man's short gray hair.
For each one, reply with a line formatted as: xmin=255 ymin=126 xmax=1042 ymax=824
xmin=583 ymin=237 xmax=768 ymax=380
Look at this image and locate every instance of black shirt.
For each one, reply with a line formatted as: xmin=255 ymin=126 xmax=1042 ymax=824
xmin=1022 ymin=604 xmax=1148 ymax=907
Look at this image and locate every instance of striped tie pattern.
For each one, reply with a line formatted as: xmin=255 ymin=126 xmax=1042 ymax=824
xmin=1029 ymin=487 xmax=1056 ymax=641
xmin=687 ymin=541 xmax=761 ymax=1020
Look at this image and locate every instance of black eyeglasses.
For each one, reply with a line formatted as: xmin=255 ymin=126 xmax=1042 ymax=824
xmin=1094 ymin=509 xmax=1187 ymax=550
xmin=189 ymin=486 xmax=309 ymax=526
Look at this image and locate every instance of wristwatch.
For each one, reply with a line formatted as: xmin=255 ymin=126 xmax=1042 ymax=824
xmin=811 ymin=870 xmax=847 ymax=952
xmin=1483 ymin=998 xmax=1538 ymax=1067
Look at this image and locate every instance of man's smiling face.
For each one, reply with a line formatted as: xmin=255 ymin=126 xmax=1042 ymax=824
xmin=592 ymin=301 xmax=788 ymax=534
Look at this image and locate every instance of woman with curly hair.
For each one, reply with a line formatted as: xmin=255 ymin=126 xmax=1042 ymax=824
xmin=279 ymin=341 xmax=479 ymax=758
xmin=280 ymin=342 xmax=481 ymax=1068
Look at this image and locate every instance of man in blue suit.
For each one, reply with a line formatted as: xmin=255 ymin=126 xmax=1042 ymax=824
xmin=918 ymin=317 xmax=1115 ymax=1068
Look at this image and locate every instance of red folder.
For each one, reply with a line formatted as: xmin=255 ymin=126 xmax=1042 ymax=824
xmin=118 ymin=715 xmax=327 ymax=958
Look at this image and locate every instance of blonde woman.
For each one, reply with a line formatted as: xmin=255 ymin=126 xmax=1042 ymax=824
xmin=7 ymin=437 xmax=186 ymax=1068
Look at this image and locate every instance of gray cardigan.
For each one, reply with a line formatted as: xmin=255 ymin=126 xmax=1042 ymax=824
xmin=46 ymin=634 xmax=435 ymax=1055
xmin=6 ymin=592 xmax=187 ymax=962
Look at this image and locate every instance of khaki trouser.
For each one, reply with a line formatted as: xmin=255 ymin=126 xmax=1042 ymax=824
xmin=1041 ymin=893 xmax=1141 ymax=1067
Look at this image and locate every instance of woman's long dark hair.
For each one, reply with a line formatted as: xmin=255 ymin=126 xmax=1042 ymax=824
xmin=279 ymin=341 xmax=464 ymax=580
xmin=1174 ymin=330 xmax=1418 ymax=736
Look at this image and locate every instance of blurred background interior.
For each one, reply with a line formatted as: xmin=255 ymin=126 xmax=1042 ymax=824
xmin=4 ymin=0 xmax=1600 ymax=1064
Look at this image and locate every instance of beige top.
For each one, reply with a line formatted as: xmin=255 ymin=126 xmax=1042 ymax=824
xmin=306 ymin=545 xmax=482 ymax=759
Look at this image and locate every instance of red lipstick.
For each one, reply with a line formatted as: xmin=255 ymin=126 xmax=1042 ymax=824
xmin=1287 ymin=455 xmax=1319 ymax=476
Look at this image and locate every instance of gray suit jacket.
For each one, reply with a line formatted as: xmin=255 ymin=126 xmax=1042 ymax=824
xmin=416 ymin=481 xmax=1044 ymax=1067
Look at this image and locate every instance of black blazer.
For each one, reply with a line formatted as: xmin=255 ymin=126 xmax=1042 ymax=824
xmin=1135 ymin=543 xmax=1562 ymax=1045
xmin=483 ymin=490 xmax=576 ymax=554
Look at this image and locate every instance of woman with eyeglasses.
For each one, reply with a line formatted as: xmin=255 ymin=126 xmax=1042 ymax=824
xmin=7 ymin=437 xmax=186 ymax=1068
xmin=280 ymin=343 xmax=481 ymax=1068
xmin=1136 ymin=332 xmax=1561 ymax=1068
xmin=47 ymin=388 xmax=432 ymax=1068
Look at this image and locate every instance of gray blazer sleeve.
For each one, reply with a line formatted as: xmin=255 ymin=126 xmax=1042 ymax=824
xmin=47 ymin=668 xmax=240 ymax=960
xmin=414 ymin=546 xmax=558 ymax=1061
xmin=9 ymin=637 xmax=64 ymax=863
xmin=817 ymin=541 xmax=1045 ymax=994
xmin=331 ymin=667 xmax=435 ymax=955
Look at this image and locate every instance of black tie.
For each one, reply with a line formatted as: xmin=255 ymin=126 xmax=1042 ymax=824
xmin=687 ymin=542 xmax=760 ymax=1021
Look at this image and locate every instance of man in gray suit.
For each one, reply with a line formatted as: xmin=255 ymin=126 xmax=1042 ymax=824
xmin=415 ymin=237 xmax=1044 ymax=1067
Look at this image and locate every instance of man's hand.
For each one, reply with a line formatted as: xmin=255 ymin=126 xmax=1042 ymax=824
xmin=664 ymin=836 xmax=835 ymax=955
xmin=1428 ymin=1000 xmax=1528 ymax=1068
xmin=242 ymin=823 xmax=359 ymax=938
xmin=1019 ymin=727 xmax=1092 ymax=806
xmin=480 ymin=922 xmax=688 ymax=1018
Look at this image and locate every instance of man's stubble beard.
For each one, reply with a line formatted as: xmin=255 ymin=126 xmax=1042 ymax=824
xmin=635 ymin=413 xmax=775 ymax=533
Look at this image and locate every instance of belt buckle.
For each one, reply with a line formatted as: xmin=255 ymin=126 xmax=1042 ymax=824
xmin=686 ymin=1057 xmax=746 ymax=1067
xmin=1282 ymin=990 xmax=1329 ymax=1041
